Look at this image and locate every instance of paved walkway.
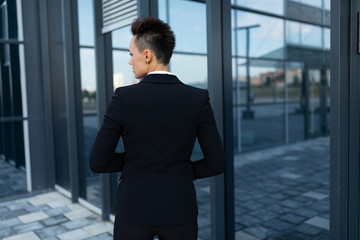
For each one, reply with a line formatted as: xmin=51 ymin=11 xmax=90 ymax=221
xmin=0 ymin=159 xmax=27 ymax=199
xmin=0 ymin=137 xmax=329 ymax=239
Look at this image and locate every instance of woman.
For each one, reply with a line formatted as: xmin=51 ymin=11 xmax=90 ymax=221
xmin=89 ymin=17 xmax=225 ymax=240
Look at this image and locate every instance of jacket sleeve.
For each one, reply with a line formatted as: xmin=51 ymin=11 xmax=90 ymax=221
xmin=89 ymin=88 xmax=125 ymax=173
xmin=191 ymin=91 xmax=225 ymax=179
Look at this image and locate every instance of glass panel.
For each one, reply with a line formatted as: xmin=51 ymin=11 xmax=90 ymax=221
xmin=290 ymin=0 xmax=322 ymax=8
xmin=6 ymin=0 xmax=18 ymax=39
xmin=232 ymin=0 xmax=284 ymax=15
xmin=286 ymin=21 xmax=322 ymax=48
xmin=308 ymin=69 xmax=321 ymax=137
xmin=324 ymin=0 xmax=330 ymax=10
xmin=112 ymin=26 xmax=132 ymax=49
xmin=287 ymin=62 xmax=303 ymax=101
xmin=10 ymin=44 xmax=22 ymax=117
xmin=0 ymin=0 xmax=18 ymax=40
xmin=170 ymin=54 xmax=207 ymax=88
xmin=166 ymin=0 xmax=207 ymax=54
xmin=232 ymin=1 xmax=330 ymax=238
xmin=158 ymin=0 xmax=168 ymax=22
xmin=300 ymin=24 xmax=322 ymax=47
xmin=232 ymin=11 xmax=284 ymax=59
xmin=235 ymin=58 xmax=285 ymax=105
xmin=80 ymin=48 xmax=97 ymax=111
xmin=324 ymin=28 xmax=330 ymax=49
xmin=78 ymin=0 xmax=95 ymax=46
xmin=83 ymin=115 xmax=100 ymax=206
xmin=240 ymin=104 xmax=285 ymax=151
xmin=288 ymin=102 xmax=305 ymax=142
xmin=113 ymin=50 xmax=138 ymax=88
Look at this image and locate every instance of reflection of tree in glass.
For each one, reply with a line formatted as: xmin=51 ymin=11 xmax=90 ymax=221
xmin=82 ymin=89 xmax=96 ymax=110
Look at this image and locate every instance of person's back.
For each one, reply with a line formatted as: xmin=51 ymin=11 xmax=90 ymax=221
xmin=89 ymin=17 xmax=225 ymax=240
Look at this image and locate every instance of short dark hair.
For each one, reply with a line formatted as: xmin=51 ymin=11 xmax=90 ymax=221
xmin=131 ymin=17 xmax=175 ymax=65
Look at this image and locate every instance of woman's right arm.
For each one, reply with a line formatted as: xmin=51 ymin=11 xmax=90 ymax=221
xmin=89 ymin=88 xmax=125 ymax=173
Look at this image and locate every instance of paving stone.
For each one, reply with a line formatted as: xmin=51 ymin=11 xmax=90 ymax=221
xmin=6 ymin=202 xmax=32 ymax=211
xmin=57 ymin=228 xmax=92 ymax=240
xmin=261 ymin=219 xmax=293 ymax=231
xmin=0 ymin=228 xmax=15 ymax=239
xmin=235 ymin=230 xmax=261 ymax=240
xmin=3 ymin=231 xmax=40 ymax=240
xmin=12 ymin=221 xmax=44 ymax=234
xmin=243 ymin=224 xmax=279 ymax=239
xmin=294 ymin=224 xmax=323 ymax=236
xmin=42 ymin=237 xmax=60 ymax=240
xmin=292 ymin=207 xmax=319 ymax=218
xmin=41 ymin=215 xmax=69 ymax=227
xmin=35 ymin=225 xmax=67 ymax=239
xmin=83 ymin=221 xmax=113 ymax=235
xmin=249 ymin=209 xmax=279 ymax=221
xmin=25 ymin=204 xmax=51 ymax=213
xmin=18 ymin=211 xmax=49 ymax=224
xmin=269 ymin=229 xmax=311 ymax=240
xmin=302 ymin=191 xmax=328 ymax=200
xmin=305 ymin=216 xmax=329 ymax=230
xmin=44 ymin=206 xmax=71 ymax=217
xmin=64 ymin=209 xmax=93 ymax=221
xmin=0 ymin=218 xmax=22 ymax=229
xmin=86 ymin=232 xmax=113 ymax=240
xmin=280 ymin=199 xmax=303 ymax=209
xmin=61 ymin=218 xmax=91 ymax=230
xmin=237 ymin=214 xmax=263 ymax=226
xmin=1 ymin=209 xmax=28 ymax=220
xmin=279 ymin=213 xmax=305 ymax=225
xmin=0 ymin=206 xmax=8 ymax=213
xmin=281 ymin=172 xmax=302 ymax=179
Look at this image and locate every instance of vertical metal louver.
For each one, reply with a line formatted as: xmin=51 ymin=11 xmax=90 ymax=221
xmin=102 ymin=0 xmax=137 ymax=34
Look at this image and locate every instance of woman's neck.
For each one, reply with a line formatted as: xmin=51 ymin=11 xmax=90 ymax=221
xmin=147 ymin=63 xmax=169 ymax=73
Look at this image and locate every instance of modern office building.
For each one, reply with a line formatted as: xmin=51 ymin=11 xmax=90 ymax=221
xmin=0 ymin=0 xmax=358 ymax=239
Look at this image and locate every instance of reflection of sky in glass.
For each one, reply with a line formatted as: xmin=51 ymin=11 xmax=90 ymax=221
xmin=324 ymin=28 xmax=330 ymax=49
xmin=286 ymin=21 xmax=300 ymax=44
xmin=80 ymin=48 xmax=96 ymax=91
xmin=170 ymin=54 xmax=207 ymax=88
xmin=158 ymin=0 xmax=168 ymax=22
xmin=324 ymin=0 xmax=330 ymax=10
xmin=286 ymin=21 xmax=323 ymax=48
xmin=167 ymin=0 xmax=207 ymax=53
xmin=300 ymin=24 xmax=321 ymax=47
xmin=232 ymin=10 xmax=284 ymax=58
xmin=232 ymin=0 xmax=284 ymax=15
xmin=112 ymin=50 xmax=137 ymax=87
xmin=78 ymin=0 xmax=94 ymax=46
xmin=112 ymin=26 xmax=132 ymax=49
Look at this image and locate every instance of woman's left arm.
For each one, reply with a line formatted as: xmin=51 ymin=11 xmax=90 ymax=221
xmin=89 ymin=88 xmax=125 ymax=173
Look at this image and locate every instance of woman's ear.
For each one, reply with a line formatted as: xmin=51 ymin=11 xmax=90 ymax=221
xmin=144 ymin=49 xmax=153 ymax=64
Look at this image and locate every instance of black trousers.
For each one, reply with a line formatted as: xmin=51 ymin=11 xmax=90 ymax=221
xmin=113 ymin=218 xmax=198 ymax=240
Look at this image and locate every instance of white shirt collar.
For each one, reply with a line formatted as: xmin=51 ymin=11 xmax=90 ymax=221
xmin=147 ymin=71 xmax=175 ymax=76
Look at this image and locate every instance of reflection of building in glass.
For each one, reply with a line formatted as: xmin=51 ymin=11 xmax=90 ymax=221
xmin=232 ymin=0 xmax=330 ymax=151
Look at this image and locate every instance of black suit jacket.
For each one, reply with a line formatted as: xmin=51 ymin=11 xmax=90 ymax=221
xmin=89 ymin=73 xmax=225 ymax=225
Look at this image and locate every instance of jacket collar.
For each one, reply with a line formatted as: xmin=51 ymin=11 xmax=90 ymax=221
xmin=140 ymin=74 xmax=182 ymax=84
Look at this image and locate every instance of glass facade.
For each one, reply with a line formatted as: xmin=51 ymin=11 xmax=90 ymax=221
xmin=232 ymin=0 xmax=330 ymax=238
xmin=232 ymin=0 xmax=330 ymax=152
xmin=0 ymin=0 xmax=336 ymax=238
xmin=77 ymin=0 xmax=100 ymax=206
xmin=0 ymin=0 xmax=27 ymax=196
